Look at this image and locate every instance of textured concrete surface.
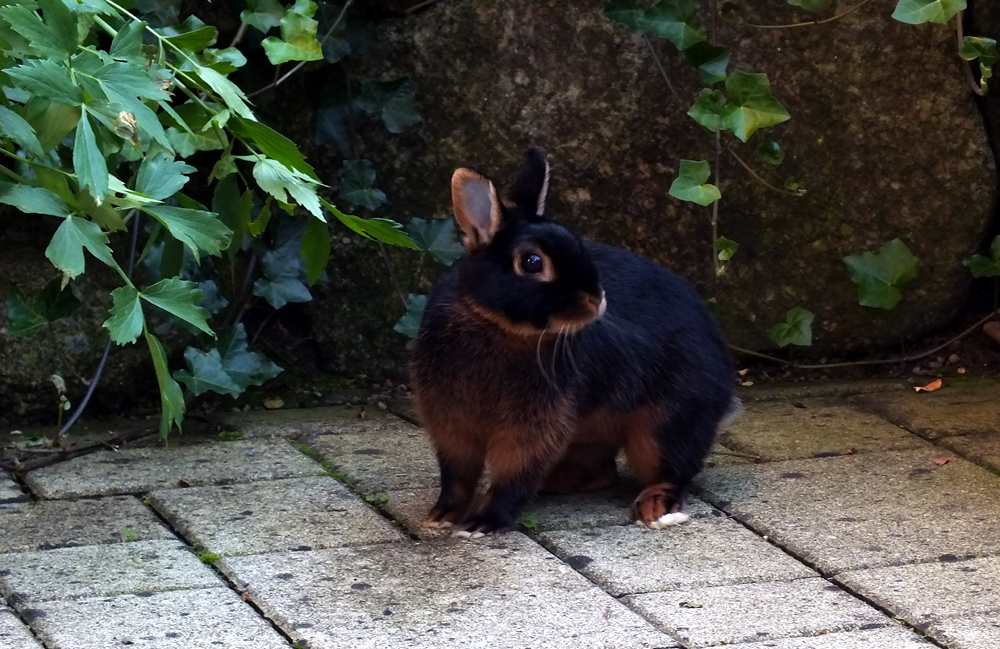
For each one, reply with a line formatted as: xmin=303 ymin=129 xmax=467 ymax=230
xmin=212 ymin=405 xmax=414 ymax=438
xmin=941 ymin=432 xmax=1000 ymax=474
xmin=927 ymin=614 xmax=1000 ymax=649
xmin=219 ymin=533 xmax=679 ymax=649
xmin=0 ymin=496 xmax=174 ymax=554
xmin=723 ymin=626 xmax=934 ymax=648
xmin=737 ymin=380 xmax=907 ymax=403
xmin=539 ymin=513 xmax=815 ymax=596
xmin=25 ymin=440 xmax=326 ymax=498
xmin=1 ymin=475 xmax=27 ymax=504
xmin=150 ymin=476 xmax=405 ymax=556
xmin=696 ymin=449 xmax=1000 ymax=573
xmin=310 ymin=429 xmax=439 ymax=492
xmin=624 ymin=578 xmax=891 ymax=648
xmin=718 ymin=398 xmax=929 ymax=461
xmin=836 ymin=556 xmax=1000 ymax=626
xmin=853 ymin=384 xmax=1000 ymax=439
xmin=25 ymin=587 xmax=291 ymax=649
xmin=0 ymin=540 xmax=219 ymax=604
xmin=0 ymin=605 xmax=43 ymax=649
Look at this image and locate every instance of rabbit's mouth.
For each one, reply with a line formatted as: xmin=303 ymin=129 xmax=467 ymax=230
xmin=550 ymin=290 xmax=606 ymax=333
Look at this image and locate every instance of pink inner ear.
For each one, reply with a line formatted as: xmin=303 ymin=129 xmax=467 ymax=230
xmin=452 ymin=169 xmax=501 ymax=249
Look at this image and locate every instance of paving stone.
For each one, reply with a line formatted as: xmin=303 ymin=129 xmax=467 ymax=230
xmin=149 ymin=476 xmax=405 ymax=556
xmin=739 ymin=380 xmax=906 ymax=403
xmin=539 ymin=510 xmax=815 ymax=596
xmin=941 ymin=432 xmax=1000 ymax=474
xmin=852 ymin=383 xmax=1000 ymax=439
xmin=219 ymin=533 xmax=679 ymax=649
xmin=927 ymin=614 xmax=1000 ymax=649
xmin=623 ymin=578 xmax=890 ymax=648
xmin=722 ymin=626 xmax=935 ymax=648
xmin=695 ymin=449 xmax=1000 ymax=573
xmin=0 ymin=496 xmax=174 ymax=554
xmin=310 ymin=428 xmax=438 ymax=493
xmin=718 ymin=399 xmax=929 ymax=461
xmin=1 ymin=475 xmax=27 ymax=504
xmin=836 ymin=556 xmax=1000 ymax=626
xmin=212 ymin=405 xmax=413 ymax=438
xmin=25 ymin=587 xmax=290 ymax=649
xmin=0 ymin=605 xmax=43 ymax=649
xmin=24 ymin=439 xmax=326 ymax=499
xmin=0 ymin=540 xmax=219 ymax=604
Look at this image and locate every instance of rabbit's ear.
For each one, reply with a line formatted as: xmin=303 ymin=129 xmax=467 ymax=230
xmin=510 ymin=148 xmax=550 ymax=217
xmin=452 ymin=168 xmax=503 ymax=250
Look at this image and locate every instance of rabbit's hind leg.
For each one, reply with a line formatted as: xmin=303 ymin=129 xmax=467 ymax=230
xmin=540 ymin=443 xmax=619 ymax=494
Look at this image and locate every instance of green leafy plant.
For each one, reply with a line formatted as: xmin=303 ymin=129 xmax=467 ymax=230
xmin=768 ymin=307 xmax=815 ymax=348
xmin=963 ymin=235 xmax=1000 ymax=278
xmin=844 ymin=239 xmax=921 ymax=310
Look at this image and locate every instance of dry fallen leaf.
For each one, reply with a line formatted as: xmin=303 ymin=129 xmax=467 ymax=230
xmin=263 ymin=397 xmax=284 ymax=410
xmin=933 ymin=457 xmax=951 ymax=466
xmin=738 ymin=368 xmax=749 ymax=376
xmin=679 ymin=601 xmax=703 ymax=609
xmin=914 ymin=379 xmax=943 ymax=393
xmin=957 ymin=367 xmax=966 ymax=374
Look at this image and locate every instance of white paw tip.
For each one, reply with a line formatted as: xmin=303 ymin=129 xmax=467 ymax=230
xmin=425 ymin=520 xmax=453 ymax=529
xmin=657 ymin=512 xmax=690 ymax=527
xmin=453 ymin=530 xmax=484 ymax=539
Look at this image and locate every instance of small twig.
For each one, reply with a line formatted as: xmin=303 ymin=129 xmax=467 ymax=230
xmin=956 ymin=12 xmax=986 ymax=97
xmin=725 ymin=0 xmax=874 ymax=30
xmin=406 ymin=0 xmax=443 ymax=14
xmin=731 ymin=308 xmax=1000 ymax=370
xmin=249 ymin=309 xmax=279 ymax=348
xmin=712 ymin=131 xmax=721 ymax=275
xmin=728 ymin=148 xmax=803 ymax=196
xmin=378 ymin=242 xmax=409 ymax=309
xmin=3 ymin=428 xmax=158 ymax=474
xmin=247 ymin=0 xmax=354 ymax=99
xmin=229 ymin=22 xmax=247 ymax=49
xmin=224 ymin=252 xmax=258 ymax=328
xmin=643 ymin=34 xmax=681 ymax=103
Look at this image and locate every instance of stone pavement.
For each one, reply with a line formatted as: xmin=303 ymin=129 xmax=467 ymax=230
xmin=1 ymin=380 xmax=999 ymax=648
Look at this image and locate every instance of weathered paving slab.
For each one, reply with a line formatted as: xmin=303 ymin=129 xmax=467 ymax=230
xmin=739 ymin=380 xmax=906 ymax=403
xmin=0 ymin=540 xmax=219 ymax=604
xmin=24 ymin=587 xmax=291 ymax=649
xmin=623 ymin=578 xmax=890 ymax=648
xmin=695 ymin=449 xmax=1000 ymax=573
xmin=149 ymin=476 xmax=405 ymax=556
xmin=718 ymin=399 xmax=929 ymax=461
xmin=1 ymin=475 xmax=27 ymax=504
xmin=836 ymin=556 xmax=1000 ymax=627
xmin=0 ymin=496 xmax=174 ymax=554
xmin=218 ymin=533 xmax=680 ymax=649
xmin=310 ymin=429 xmax=438 ymax=493
xmin=24 ymin=440 xmax=326 ymax=499
xmin=722 ymin=626 xmax=934 ymax=648
xmin=212 ymin=405 xmax=412 ymax=438
xmin=926 ymin=613 xmax=1000 ymax=649
xmin=852 ymin=383 xmax=1000 ymax=439
xmin=0 ymin=605 xmax=43 ymax=649
xmin=539 ymin=510 xmax=815 ymax=596
xmin=941 ymin=432 xmax=1000 ymax=474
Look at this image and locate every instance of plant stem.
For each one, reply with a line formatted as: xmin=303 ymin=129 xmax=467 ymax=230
xmin=956 ymin=12 xmax=986 ymax=97
xmin=378 ymin=242 xmax=409 ymax=310
xmin=728 ymin=148 xmax=803 ymax=196
xmin=0 ymin=163 xmax=31 ymax=184
xmin=643 ymin=34 xmax=681 ymax=103
xmin=726 ymin=0 xmax=874 ymax=30
xmin=0 ymin=148 xmax=74 ymax=178
xmin=712 ymin=130 xmax=721 ymax=275
xmin=247 ymin=0 xmax=354 ymax=99
xmin=229 ymin=22 xmax=247 ymax=49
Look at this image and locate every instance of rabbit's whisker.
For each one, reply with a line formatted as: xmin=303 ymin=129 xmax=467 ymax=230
xmin=536 ymin=325 xmax=556 ymax=389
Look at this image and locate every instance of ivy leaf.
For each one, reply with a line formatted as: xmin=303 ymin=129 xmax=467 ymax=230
xmin=715 ymin=236 xmax=739 ymax=261
xmin=768 ymin=307 xmax=815 ymax=348
xmin=253 ymin=241 xmax=312 ymax=309
xmin=0 ymin=105 xmax=44 ymax=158
xmin=354 ymin=78 xmax=421 ymax=134
xmin=247 ymin=157 xmax=323 ymax=219
xmin=394 ymin=294 xmax=427 ymax=338
xmin=339 ymin=159 xmax=387 ymax=211
xmin=5 ymin=59 xmax=83 ymax=105
xmin=217 ymin=324 xmax=282 ymax=388
xmin=140 ymin=277 xmax=212 ymax=335
xmin=6 ymin=279 xmax=81 ymax=337
xmin=721 ymin=70 xmax=790 ymax=142
xmin=603 ymin=0 xmax=645 ymax=32
xmin=135 ymin=153 xmax=196 ymax=200
xmin=173 ymin=348 xmax=242 ymax=397
xmin=843 ymin=238 xmax=921 ymax=310
xmin=145 ymin=330 xmax=185 ymax=440
xmin=0 ymin=182 xmax=69 ymax=216
xmin=684 ymin=42 xmax=730 ymax=84
xmin=959 ymin=36 xmax=998 ymax=93
xmin=669 ymin=160 xmax=720 ymax=206
xmin=45 ymin=215 xmax=119 ymax=279
xmin=641 ymin=0 xmax=706 ymax=51
xmin=261 ymin=0 xmax=322 ymax=65
xmin=142 ymin=205 xmax=233 ymax=261
xmin=73 ymin=108 xmax=108 ymax=201
xmin=963 ymin=235 xmax=1000 ymax=278
xmin=687 ymin=89 xmax=727 ymax=132
xmin=758 ymin=141 xmax=785 ymax=166
xmin=301 ymin=216 xmax=331 ymax=285
xmin=788 ymin=0 xmax=828 ymax=12
xmin=407 ymin=217 xmax=464 ymax=266
xmin=103 ymin=285 xmax=144 ymax=345
xmin=197 ymin=279 xmax=229 ymax=315
xmin=241 ymin=0 xmax=284 ymax=33
xmin=891 ymin=0 xmax=966 ymax=24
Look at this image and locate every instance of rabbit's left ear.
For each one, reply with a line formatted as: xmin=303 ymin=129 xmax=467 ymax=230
xmin=511 ymin=148 xmax=550 ymax=217
xmin=452 ymin=168 xmax=503 ymax=251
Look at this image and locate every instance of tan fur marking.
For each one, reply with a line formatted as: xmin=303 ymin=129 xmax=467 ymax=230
xmin=452 ymin=168 xmax=502 ymax=250
xmin=623 ymin=405 xmax=668 ymax=485
xmin=632 ymin=482 xmax=676 ymax=522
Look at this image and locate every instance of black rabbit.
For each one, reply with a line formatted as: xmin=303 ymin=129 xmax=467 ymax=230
xmin=409 ymin=148 xmax=738 ymax=537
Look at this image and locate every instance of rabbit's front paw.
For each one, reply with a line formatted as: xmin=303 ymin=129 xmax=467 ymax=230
xmin=632 ymin=482 xmax=689 ymax=530
xmin=452 ymin=513 xmax=510 ymax=539
xmin=425 ymin=506 xmax=464 ymax=529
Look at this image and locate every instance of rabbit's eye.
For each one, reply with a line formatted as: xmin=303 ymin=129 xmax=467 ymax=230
xmin=520 ymin=253 xmax=544 ymax=274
